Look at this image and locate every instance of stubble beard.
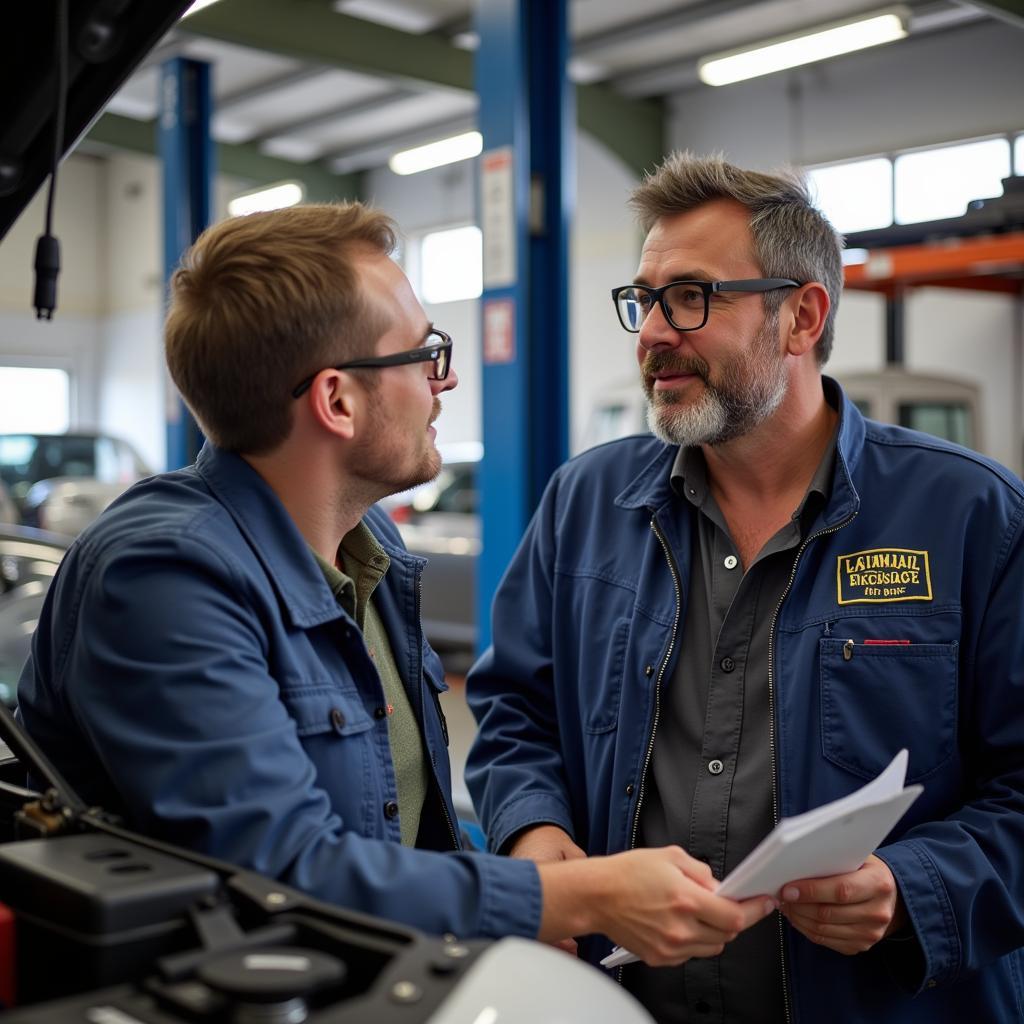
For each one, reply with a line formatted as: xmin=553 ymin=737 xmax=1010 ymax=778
xmin=359 ymin=397 xmax=444 ymax=499
xmin=643 ymin=313 xmax=788 ymax=448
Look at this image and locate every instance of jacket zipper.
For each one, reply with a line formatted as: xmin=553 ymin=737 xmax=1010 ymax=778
xmin=767 ymin=508 xmax=857 ymax=1024
xmin=630 ymin=514 xmax=684 ymax=850
xmin=617 ymin=513 xmax=683 ymax=984
xmin=415 ymin=568 xmax=460 ymax=852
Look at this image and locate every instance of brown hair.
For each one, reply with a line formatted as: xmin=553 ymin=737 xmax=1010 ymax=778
xmin=630 ymin=152 xmax=844 ymax=365
xmin=165 ymin=202 xmax=397 ymax=454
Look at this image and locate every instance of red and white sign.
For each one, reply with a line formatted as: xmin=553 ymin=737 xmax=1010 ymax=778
xmin=483 ymin=298 xmax=515 ymax=365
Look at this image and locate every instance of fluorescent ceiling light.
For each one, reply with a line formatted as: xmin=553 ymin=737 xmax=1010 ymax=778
xmin=181 ymin=0 xmax=223 ymax=18
xmin=698 ymin=7 xmax=909 ymax=86
xmin=332 ymin=1 xmax=438 ymax=33
xmin=228 ymin=181 xmax=304 ymax=217
xmin=389 ymin=131 xmax=483 ymax=176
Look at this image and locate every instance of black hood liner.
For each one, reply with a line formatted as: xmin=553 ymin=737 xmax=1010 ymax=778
xmin=0 ymin=1 xmax=192 ymax=240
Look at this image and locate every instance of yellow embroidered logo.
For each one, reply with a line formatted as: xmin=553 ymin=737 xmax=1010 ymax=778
xmin=836 ymin=548 xmax=933 ymax=605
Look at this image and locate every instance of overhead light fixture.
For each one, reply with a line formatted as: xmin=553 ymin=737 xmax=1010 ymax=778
xmin=181 ymin=0 xmax=223 ymax=18
xmin=228 ymin=181 xmax=305 ymax=217
xmin=698 ymin=6 xmax=909 ymax=87
xmin=388 ymin=131 xmax=483 ymax=176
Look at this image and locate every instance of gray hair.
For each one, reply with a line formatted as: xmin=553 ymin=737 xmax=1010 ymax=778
xmin=629 ymin=152 xmax=844 ymax=365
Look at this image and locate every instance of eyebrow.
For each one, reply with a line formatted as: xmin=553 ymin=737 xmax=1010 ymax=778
xmin=632 ymin=268 xmax=717 ymax=286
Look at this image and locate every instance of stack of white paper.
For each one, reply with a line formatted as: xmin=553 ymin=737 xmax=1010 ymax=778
xmin=602 ymin=750 xmax=921 ymax=969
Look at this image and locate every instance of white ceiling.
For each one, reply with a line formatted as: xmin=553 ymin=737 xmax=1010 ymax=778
xmin=99 ymin=0 xmax=999 ymax=176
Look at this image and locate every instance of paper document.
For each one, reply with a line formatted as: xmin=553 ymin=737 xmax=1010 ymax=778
xmin=602 ymin=750 xmax=921 ymax=969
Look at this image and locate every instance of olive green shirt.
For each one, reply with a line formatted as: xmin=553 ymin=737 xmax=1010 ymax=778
xmin=313 ymin=522 xmax=428 ymax=846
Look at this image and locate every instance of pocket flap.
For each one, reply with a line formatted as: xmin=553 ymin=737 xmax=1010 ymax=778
xmin=280 ymin=688 xmax=374 ymax=737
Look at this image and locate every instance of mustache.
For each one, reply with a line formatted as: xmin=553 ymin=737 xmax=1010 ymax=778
xmin=641 ymin=351 xmax=711 ymax=382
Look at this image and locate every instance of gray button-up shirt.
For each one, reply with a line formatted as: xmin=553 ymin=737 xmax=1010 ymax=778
xmin=626 ymin=434 xmax=836 ymax=1024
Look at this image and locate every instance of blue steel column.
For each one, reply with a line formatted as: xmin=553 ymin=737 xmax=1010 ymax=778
xmin=475 ymin=0 xmax=573 ymax=651
xmin=159 ymin=57 xmax=214 ymax=469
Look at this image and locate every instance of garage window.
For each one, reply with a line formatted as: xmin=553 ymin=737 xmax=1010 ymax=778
xmin=419 ymin=226 xmax=482 ymax=304
xmin=0 ymin=367 xmax=70 ymax=433
xmin=894 ymin=138 xmax=1011 ymax=225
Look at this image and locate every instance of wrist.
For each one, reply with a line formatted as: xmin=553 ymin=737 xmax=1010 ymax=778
xmin=537 ymin=857 xmax=607 ymax=941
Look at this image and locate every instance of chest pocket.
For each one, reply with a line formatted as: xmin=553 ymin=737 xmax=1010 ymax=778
xmin=819 ymin=637 xmax=958 ymax=784
xmin=280 ymin=687 xmax=374 ymax=738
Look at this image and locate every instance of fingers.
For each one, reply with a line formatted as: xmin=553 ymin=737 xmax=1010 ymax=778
xmin=783 ymin=856 xmax=895 ymax=906
xmin=784 ymin=900 xmax=890 ymax=926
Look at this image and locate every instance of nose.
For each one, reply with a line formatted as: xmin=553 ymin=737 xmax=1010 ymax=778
xmin=637 ymin=299 xmax=682 ymax=353
xmin=432 ymin=365 xmax=458 ymax=395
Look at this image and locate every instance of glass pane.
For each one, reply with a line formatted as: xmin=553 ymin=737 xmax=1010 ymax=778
xmin=1016 ymin=135 xmax=1024 ymax=176
xmin=0 ymin=367 xmax=70 ymax=434
xmin=808 ymin=158 xmax=893 ymax=233
xmin=420 ymin=226 xmax=483 ymax=304
xmin=897 ymin=402 xmax=971 ymax=447
xmin=894 ymin=139 xmax=1010 ymax=225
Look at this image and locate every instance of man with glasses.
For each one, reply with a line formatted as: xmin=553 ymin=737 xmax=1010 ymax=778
xmin=17 ymin=202 xmax=773 ymax=961
xmin=467 ymin=154 xmax=1024 ymax=1022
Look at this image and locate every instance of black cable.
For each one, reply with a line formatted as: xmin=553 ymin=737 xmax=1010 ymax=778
xmin=33 ymin=0 xmax=69 ymax=320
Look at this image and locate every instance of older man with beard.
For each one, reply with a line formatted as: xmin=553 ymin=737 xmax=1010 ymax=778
xmin=18 ymin=200 xmax=776 ymax=962
xmin=466 ymin=154 xmax=1024 ymax=1023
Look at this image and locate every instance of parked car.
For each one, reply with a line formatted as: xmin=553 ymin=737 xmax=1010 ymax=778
xmin=0 ymin=432 xmax=150 ymax=521
xmin=0 ymin=482 xmax=17 ymax=525
xmin=385 ymin=447 xmax=480 ymax=669
xmin=0 ymin=526 xmax=70 ymax=707
xmin=20 ymin=477 xmax=132 ymax=537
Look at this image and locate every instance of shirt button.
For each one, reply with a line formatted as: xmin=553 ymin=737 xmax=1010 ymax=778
xmin=374 ymin=706 xmax=387 ymax=720
xmin=723 ymin=555 xmax=738 ymax=570
xmin=695 ymin=1000 xmax=712 ymax=1013
xmin=625 ymin=783 xmax=635 ymax=796
xmin=644 ymin=664 xmax=654 ymax=677
xmin=330 ymin=708 xmax=346 ymax=729
xmin=720 ymin=656 xmax=735 ymax=672
xmin=708 ymin=759 xmax=724 ymax=775
xmin=384 ymin=801 xmax=399 ymax=819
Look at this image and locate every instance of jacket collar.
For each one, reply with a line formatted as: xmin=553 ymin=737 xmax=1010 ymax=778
xmin=614 ymin=375 xmax=863 ymax=526
xmin=194 ymin=444 xmax=349 ymax=630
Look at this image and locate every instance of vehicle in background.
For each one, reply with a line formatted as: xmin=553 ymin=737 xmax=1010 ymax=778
xmin=20 ymin=477 xmax=131 ymax=537
xmin=0 ymin=482 xmax=17 ymax=525
xmin=0 ymin=432 xmax=150 ymax=521
xmin=836 ymin=369 xmax=981 ymax=450
xmin=384 ymin=445 xmax=481 ymax=671
xmin=0 ymin=526 xmax=70 ymax=707
xmin=581 ymin=379 xmax=648 ymax=450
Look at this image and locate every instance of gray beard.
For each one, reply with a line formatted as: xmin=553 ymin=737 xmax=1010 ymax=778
xmin=645 ymin=317 xmax=787 ymax=448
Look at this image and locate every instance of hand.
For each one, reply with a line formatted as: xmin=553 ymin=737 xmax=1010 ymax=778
xmin=780 ymin=854 xmax=906 ymax=955
xmin=538 ymin=845 xmax=776 ymax=967
xmin=508 ymin=824 xmax=586 ymax=864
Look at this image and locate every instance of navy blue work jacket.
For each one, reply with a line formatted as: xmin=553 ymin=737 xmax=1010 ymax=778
xmin=466 ymin=378 xmax=1024 ymax=1021
xmin=18 ymin=444 xmax=540 ymax=940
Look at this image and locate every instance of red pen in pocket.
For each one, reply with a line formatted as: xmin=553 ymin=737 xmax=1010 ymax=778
xmin=863 ymin=639 xmax=911 ymax=645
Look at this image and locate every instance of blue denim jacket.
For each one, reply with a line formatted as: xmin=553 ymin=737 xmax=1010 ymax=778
xmin=18 ymin=443 xmax=540 ymax=940
xmin=467 ymin=378 xmax=1024 ymax=1021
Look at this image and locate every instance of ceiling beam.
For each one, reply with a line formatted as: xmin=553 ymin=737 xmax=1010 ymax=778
xmin=251 ymin=88 xmax=419 ymax=145
xmin=84 ymin=112 xmax=359 ymax=202
xmin=952 ymin=0 xmax=1024 ymax=25
xmin=180 ymin=0 xmax=664 ymax=178
xmin=574 ymin=0 xmax=765 ymax=58
xmin=218 ymin=66 xmax=328 ymax=112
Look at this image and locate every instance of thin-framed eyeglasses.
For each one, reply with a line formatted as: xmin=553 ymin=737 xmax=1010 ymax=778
xmin=291 ymin=329 xmax=453 ymax=399
xmin=611 ymin=279 xmax=802 ymax=333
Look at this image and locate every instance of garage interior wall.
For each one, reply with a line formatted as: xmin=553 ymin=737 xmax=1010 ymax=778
xmin=0 ymin=16 xmax=1021 ymax=472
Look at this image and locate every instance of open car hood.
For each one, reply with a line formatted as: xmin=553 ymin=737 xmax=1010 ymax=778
xmin=1 ymin=1 xmax=191 ymax=240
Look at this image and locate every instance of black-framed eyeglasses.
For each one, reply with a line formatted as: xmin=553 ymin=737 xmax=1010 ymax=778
xmin=611 ymin=278 xmax=802 ymax=333
xmin=291 ymin=329 xmax=453 ymax=399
